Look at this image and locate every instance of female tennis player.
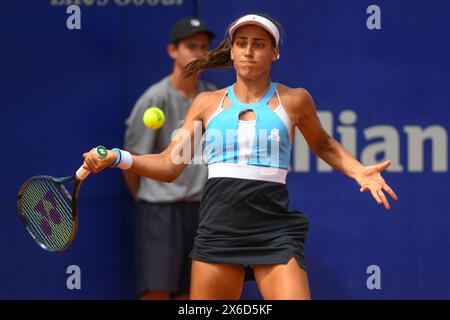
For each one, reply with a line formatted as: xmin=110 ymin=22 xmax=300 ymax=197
xmin=83 ymin=13 xmax=398 ymax=300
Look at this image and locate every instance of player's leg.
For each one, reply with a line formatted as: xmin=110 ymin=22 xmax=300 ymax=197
xmin=190 ymin=259 xmax=245 ymax=300
xmin=252 ymin=257 xmax=311 ymax=300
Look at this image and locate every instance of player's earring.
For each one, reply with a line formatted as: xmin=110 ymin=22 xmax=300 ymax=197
xmin=273 ymin=48 xmax=280 ymax=61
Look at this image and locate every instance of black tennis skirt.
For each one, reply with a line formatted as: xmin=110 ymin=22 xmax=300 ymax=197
xmin=190 ymin=177 xmax=310 ymax=280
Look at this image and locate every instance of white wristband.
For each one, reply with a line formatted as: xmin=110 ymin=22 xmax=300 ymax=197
xmin=118 ymin=150 xmax=133 ymax=170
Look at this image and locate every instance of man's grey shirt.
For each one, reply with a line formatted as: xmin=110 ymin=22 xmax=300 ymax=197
xmin=124 ymin=76 xmax=216 ymax=203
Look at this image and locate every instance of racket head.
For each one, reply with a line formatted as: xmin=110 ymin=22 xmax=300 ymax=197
xmin=17 ymin=175 xmax=81 ymax=252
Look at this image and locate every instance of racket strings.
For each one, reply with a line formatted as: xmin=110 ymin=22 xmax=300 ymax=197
xmin=19 ymin=178 xmax=74 ymax=251
xmin=22 ymin=181 xmax=71 ymax=249
xmin=23 ymin=181 xmax=70 ymax=246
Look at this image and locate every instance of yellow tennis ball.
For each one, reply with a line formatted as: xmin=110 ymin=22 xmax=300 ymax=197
xmin=143 ymin=107 xmax=165 ymax=130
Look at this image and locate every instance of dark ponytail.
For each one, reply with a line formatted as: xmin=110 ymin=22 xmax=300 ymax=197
xmin=182 ymin=36 xmax=233 ymax=78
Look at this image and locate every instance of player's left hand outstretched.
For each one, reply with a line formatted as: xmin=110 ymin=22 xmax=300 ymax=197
xmin=355 ymin=160 xmax=398 ymax=210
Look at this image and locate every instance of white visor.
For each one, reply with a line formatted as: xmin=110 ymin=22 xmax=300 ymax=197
xmin=228 ymin=14 xmax=280 ymax=48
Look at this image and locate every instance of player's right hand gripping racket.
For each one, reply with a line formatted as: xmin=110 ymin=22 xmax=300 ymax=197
xmin=17 ymin=146 xmax=107 ymax=252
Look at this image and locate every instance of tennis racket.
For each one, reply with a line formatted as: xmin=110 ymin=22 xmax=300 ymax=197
xmin=17 ymin=146 xmax=107 ymax=252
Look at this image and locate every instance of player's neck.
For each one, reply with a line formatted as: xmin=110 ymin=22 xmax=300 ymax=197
xmin=234 ymin=76 xmax=271 ymax=104
xmin=170 ymin=68 xmax=198 ymax=100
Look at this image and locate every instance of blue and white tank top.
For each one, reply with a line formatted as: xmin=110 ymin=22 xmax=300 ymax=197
xmin=204 ymin=82 xmax=292 ymax=184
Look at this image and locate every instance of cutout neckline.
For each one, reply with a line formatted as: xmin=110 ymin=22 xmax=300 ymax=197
xmin=228 ymin=82 xmax=277 ymax=109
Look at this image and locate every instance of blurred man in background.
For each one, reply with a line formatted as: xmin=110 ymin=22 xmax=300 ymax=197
xmin=123 ymin=18 xmax=216 ymax=300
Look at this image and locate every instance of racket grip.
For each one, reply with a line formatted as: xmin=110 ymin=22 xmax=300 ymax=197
xmin=76 ymin=146 xmax=107 ymax=181
xmin=76 ymin=166 xmax=91 ymax=181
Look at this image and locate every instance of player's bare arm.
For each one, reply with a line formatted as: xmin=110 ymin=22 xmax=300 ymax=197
xmin=281 ymin=86 xmax=364 ymax=179
xmin=83 ymin=90 xmax=222 ymax=182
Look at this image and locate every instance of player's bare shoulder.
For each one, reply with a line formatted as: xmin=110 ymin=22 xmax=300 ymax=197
xmin=193 ymin=88 xmax=227 ymax=124
xmin=276 ymin=84 xmax=315 ymax=125
xmin=276 ymin=84 xmax=313 ymax=108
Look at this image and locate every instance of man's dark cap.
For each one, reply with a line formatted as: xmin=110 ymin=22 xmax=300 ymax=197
xmin=169 ymin=18 xmax=215 ymax=44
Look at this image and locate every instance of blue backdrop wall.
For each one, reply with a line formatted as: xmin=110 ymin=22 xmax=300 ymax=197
xmin=1 ymin=0 xmax=449 ymax=299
